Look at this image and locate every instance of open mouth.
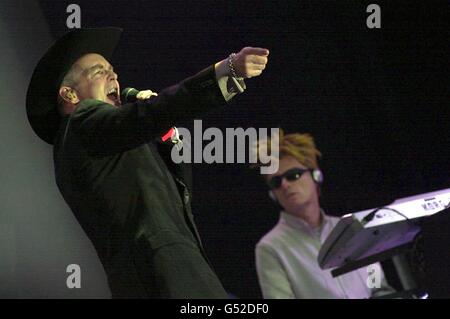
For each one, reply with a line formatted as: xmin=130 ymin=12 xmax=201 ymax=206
xmin=106 ymin=87 xmax=120 ymax=105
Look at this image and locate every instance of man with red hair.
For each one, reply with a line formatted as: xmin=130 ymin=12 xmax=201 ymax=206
xmin=253 ymin=130 xmax=394 ymax=298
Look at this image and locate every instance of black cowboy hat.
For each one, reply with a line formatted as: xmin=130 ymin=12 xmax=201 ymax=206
xmin=26 ymin=27 xmax=122 ymax=145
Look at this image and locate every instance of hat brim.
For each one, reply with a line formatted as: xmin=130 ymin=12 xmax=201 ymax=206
xmin=26 ymin=27 xmax=123 ymax=145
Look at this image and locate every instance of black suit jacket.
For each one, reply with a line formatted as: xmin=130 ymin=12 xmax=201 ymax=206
xmin=53 ymin=66 xmax=229 ymax=298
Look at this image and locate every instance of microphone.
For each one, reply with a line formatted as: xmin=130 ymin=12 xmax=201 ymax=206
xmin=121 ymin=87 xmax=140 ymax=103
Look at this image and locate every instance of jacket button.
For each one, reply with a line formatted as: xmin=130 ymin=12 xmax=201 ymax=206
xmin=183 ymin=190 xmax=190 ymax=204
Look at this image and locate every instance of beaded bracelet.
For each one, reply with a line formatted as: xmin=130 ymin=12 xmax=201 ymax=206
xmin=228 ymin=53 xmax=243 ymax=79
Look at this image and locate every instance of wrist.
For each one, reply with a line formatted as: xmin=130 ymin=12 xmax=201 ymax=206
xmin=214 ymin=59 xmax=229 ymax=79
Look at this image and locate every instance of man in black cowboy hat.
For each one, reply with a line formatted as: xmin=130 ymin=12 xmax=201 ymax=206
xmin=26 ymin=27 xmax=269 ymax=298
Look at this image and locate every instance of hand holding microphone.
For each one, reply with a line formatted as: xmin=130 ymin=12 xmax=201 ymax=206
xmin=121 ymin=87 xmax=158 ymax=103
xmin=136 ymin=89 xmax=158 ymax=100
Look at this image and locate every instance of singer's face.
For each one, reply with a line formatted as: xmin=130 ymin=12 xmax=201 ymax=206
xmin=67 ymin=53 xmax=121 ymax=106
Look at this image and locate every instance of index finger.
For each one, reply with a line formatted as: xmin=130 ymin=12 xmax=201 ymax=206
xmin=242 ymin=47 xmax=270 ymax=56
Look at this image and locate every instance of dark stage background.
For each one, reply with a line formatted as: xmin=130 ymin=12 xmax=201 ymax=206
xmin=1 ymin=0 xmax=448 ymax=298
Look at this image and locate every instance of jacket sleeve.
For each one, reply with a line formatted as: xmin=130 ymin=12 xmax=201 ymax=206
xmin=255 ymin=243 xmax=295 ymax=299
xmin=68 ymin=65 xmax=228 ymax=156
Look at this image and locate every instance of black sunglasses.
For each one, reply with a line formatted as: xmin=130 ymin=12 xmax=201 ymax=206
xmin=268 ymin=167 xmax=311 ymax=190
